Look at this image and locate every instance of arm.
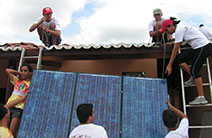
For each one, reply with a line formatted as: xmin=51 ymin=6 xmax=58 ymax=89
xmin=42 ymin=18 xmax=61 ymax=37
xmin=165 ymin=42 xmax=182 ymax=75
xmin=166 ymin=101 xmax=189 ymax=137
xmin=162 ymin=41 xmax=174 ymax=47
xmin=29 ymin=17 xmax=45 ymax=32
xmin=5 ymin=68 xmax=20 ymax=85
xmin=148 ymin=20 xmax=161 ymax=37
xmin=6 ymin=92 xmax=28 ymax=108
xmin=149 ymin=29 xmax=161 ymax=37
xmin=46 ymin=29 xmax=61 ymax=37
xmin=166 ymin=101 xmax=188 ymax=119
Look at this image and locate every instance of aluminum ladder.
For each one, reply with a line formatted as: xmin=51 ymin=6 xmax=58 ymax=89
xmin=179 ymin=47 xmax=212 ymax=130
xmin=18 ymin=47 xmax=43 ymax=72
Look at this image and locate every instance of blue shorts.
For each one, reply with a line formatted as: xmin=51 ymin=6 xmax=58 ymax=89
xmin=48 ymin=35 xmax=62 ymax=46
xmin=43 ymin=31 xmax=62 ymax=46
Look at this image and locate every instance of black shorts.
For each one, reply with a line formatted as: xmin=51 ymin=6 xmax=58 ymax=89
xmin=10 ymin=107 xmax=23 ymax=119
xmin=176 ymin=43 xmax=211 ymax=78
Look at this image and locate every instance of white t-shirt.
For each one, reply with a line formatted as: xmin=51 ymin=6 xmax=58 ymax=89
xmin=175 ymin=25 xmax=209 ymax=49
xmin=69 ymin=123 xmax=108 ymax=138
xmin=199 ymin=26 xmax=212 ymax=41
xmin=35 ymin=17 xmax=61 ymax=31
xmin=148 ymin=18 xmax=166 ymax=32
xmin=165 ymin=118 xmax=189 ymax=138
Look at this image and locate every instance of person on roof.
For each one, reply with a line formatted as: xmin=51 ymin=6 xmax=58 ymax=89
xmin=148 ymin=8 xmax=172 ymax=47
xmin=161 ymin=18 xmax=212 ymax=105
xmin=29 ymin=7 xmax=62 ymax=46
xmin=163 ymin=101 xmax=189 ymax=138
xmin=199 ymin=24 xmax=212 ymax=41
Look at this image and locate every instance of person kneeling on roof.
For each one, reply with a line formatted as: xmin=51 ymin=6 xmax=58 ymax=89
xmin=29 ymin=7 xmax=62 ymax=46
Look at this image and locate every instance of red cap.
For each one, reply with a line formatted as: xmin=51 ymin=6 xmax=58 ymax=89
xmin=160 ymin=19 xmax=174 ymax=33
xmin=43 ymin=7 xmax=53 ymax=15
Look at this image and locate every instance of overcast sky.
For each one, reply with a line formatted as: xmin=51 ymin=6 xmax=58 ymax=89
xmin=0 ymin=0 xmax=212 ymax=45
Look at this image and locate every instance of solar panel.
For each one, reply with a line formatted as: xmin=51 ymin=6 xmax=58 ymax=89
xmin=70 ymin=73 xmax=121 ymax=138
xmin=18 ymin=70 xmax=77 ymax=138
xmin=122 ymin=77 xmax=168 ymax=138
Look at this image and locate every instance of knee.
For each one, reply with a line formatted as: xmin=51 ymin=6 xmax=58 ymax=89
xmin=175 ymin=55 xmax=186 ymax=67
xmin=37 ymin=26 xmax=42 ymax=32
xmin=49 ymin=23 xmax=56 ymax=30
xmin=178 ymin=63 xmax=183 ymax=68
xmin=178 ymin=62 xmax=188 ymax=70
xmin=155 ymin=21 xmax=162 ymax=29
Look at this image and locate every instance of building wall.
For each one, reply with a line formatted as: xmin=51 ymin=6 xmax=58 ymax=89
xmin=0 ymin=58 xmax=157 ymax=88
xmin=0 ymin=60 xmax=8 ymax=88
xmin=59 ymin=59 xmax=157 ymax=78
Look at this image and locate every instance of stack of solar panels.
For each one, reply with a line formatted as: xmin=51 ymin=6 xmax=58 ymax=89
xmin=18 ymin=70 xmax=168 ymax=138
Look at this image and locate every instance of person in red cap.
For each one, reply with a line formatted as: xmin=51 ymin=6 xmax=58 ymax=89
xmin=29 ymin=7 xmax=62 ymax=46
xmin=161 ymin=18 xmax=212 ymax=104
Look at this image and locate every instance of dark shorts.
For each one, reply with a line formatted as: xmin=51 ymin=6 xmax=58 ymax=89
xmin=176 ymin=43 xmax=212 ymax=78
xmin=48 ymin=35 xmax=62 ymax=46
xmin=10 ymin=107 xmax=23 ymax=119
xmin=152 ymin=27 xmax=168 ymax=44
xmin=42 ymin=31 xmax=62 ymax=46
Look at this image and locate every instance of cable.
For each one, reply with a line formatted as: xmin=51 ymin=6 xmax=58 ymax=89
xmin=161 ymin=33 xmax=166 ymax=78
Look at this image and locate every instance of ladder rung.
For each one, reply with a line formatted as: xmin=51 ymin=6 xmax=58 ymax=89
xmin=180 ymin=47 xmax=191 ymax=50
xmin=189 ymin=125 xmax=212 ymax=129
xmin=23 ymin=56 xmax=39 ymax=59
xmin=184 ymin=83 xmax=210 ymax=87
xmin=188 ymin=63 xmax=206 ymax=67
xmin=186 ymin=103 xmax=212 ymax=107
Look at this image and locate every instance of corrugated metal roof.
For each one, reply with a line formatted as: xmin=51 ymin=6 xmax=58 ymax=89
xmin=0 ymin=42 xmax=154 ymax=51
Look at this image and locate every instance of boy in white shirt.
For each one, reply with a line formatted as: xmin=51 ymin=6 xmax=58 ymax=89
xmin=69 ymin=103 xmax=108 ymax=138
xmin=163 ymin=101 xmax=189 ymax=138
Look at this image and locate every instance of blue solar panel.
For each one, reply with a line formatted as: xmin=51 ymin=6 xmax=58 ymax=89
xmin=122 ymin=77 xmax=168 ymax=138
xmin=17 ymin=70 xmax=169 ymax=138
xmin=70 ymin=73 xmax=121 ymax=138
xmin=18 ymin=70 xmax=77 ymax=138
